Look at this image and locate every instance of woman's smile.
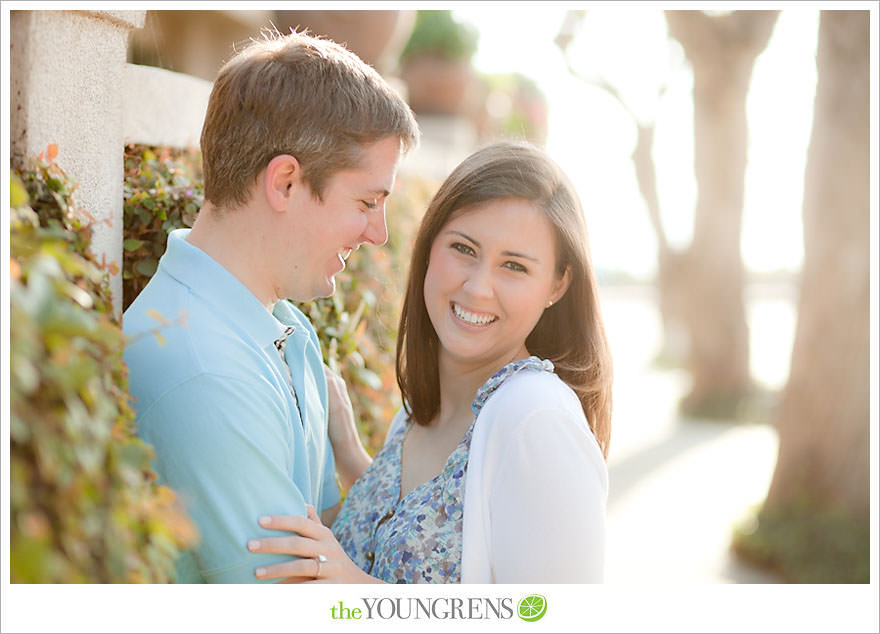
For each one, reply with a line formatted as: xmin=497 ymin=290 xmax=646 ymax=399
xmin=450 ymin=302 xmax=498 ymax=327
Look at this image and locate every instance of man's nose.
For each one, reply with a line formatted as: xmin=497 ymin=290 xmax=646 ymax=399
xmin=361 ymin=204 xmax=388 ymax=246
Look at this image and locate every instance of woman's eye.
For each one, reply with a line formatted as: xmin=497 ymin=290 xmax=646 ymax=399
xmin=451 ymin=242 xmax=475 ymax=256
xmin=504 ymin=261 xmax=528 ymax=273
xmin=361 ymin=200 xmax=377 ymax=210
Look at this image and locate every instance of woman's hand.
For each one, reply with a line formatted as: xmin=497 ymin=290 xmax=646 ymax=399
xmin=323 ymin=365 xmax=372 ymax=492
xmin=249 ymin=505 xmax=383 ymax=584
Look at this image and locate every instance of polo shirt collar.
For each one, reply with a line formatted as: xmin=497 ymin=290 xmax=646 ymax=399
xmin=159 ymin=229 xmax=292 ymax=349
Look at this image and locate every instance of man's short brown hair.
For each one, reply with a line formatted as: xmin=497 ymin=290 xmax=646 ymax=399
xmin=200 ymin=29 xmax=419 ymax=210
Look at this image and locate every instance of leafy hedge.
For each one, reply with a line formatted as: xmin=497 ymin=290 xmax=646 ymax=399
xmin=10 ymin=147 xmax=196 ymax=583
xmin=122 ymin=144 xmax=436 ymax=455
xmin=122 ymin=145 xmax=202 ymax=307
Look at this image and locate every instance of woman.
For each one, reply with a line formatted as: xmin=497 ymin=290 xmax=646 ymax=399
xmin=248 ymin=141 xmax=613 ymax=583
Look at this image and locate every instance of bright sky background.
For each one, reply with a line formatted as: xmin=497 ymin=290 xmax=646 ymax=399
xmin=454 ymin=7 xmax=820 ymax=279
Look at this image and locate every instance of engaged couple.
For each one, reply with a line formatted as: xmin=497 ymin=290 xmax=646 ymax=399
xmin=123 ymin=29 xmax=611 ymax=584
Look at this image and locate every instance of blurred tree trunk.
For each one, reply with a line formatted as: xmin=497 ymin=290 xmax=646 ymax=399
xmin=632 ymin=117 xmax=690 ymax=368
xmin=665 ymin=10 xmax=779 ymax=417
xmin=558 ymin=11 xmax=779 ymax=409
xmin=766 ymin=11 xmax=870 ymax=519
xmin=556 ymin=11 xmax=691 ymax=365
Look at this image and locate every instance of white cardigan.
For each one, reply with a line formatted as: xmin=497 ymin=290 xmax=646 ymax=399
xmin=386 ymin=369 xmax=608 ymax=583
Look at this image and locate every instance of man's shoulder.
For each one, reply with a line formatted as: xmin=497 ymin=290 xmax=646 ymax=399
xmin=126 ymin=262 xmax=261 ymax=337
xmin=124 ymin=269 xmax=194 ymax=335
xmin=124 ymin=276 xmax=240 ymax=360
xmin=123 ymin=275 xmax=276 ymax=416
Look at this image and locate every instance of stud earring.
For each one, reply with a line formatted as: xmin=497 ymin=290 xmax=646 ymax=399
xmin=546 ymin=300 xmax=553 ymax=308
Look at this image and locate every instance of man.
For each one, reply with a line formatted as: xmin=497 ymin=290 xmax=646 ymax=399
xmin=122 ymin=30 xmax=419 ymax=583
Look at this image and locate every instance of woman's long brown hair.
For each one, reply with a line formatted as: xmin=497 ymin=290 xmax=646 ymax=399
xmin=396 ymin=141 xmax=613 ymax=459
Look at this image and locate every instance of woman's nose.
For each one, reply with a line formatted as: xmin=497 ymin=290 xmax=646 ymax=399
xmin=462 ymin=264 xmax=494 ymax=299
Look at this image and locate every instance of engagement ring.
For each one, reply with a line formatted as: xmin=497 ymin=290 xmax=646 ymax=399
xmin=315 ymin=553 xmax=328 ymax=577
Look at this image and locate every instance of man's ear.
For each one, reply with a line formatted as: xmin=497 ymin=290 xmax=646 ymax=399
xmin=264 ymin=154 xmax=301 ymax=212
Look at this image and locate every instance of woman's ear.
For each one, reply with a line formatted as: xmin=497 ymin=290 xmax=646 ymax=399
xmin=264 ymin=154 xmax=301 ymax=212
xmin=549 ymin=265 xmax=572 ymax=305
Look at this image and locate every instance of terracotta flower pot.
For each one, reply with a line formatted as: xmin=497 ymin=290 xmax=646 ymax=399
xmin=400 ymin=53 xmax=478 ymax=116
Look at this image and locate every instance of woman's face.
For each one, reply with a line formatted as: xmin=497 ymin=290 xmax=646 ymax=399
xmin=423 ymin=197 xmax=570 ymax=372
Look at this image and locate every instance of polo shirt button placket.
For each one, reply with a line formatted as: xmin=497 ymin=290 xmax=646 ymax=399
xmin=273 ymin=326 xmax=304 ymax=426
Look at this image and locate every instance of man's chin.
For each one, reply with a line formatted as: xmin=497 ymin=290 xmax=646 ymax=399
xmin=316 ymin=279 xmax=336 ymax=299
xmin=286 ymin=280 xmax=335 ymax=303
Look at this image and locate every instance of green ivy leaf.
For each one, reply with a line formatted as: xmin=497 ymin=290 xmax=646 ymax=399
xmin=123 ymin=239 xmax=145 ymax=252
xmin=11 ymin=173 xmax=30 ymax=208
xmin=134 ymin=259 xmax=158 ymax=277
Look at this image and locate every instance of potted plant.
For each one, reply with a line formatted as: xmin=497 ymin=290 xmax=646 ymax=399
xmin=399 ymin=10 xmax=480 ymax=116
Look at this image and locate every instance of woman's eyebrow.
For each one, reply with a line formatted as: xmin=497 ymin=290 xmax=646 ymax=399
xmin=447 ymin=230 xmax=538 ymax=262
xmin=448 ymin=230 xmax=479 ymax=245
xmin=502 ymin=250 xmax=538 ymax=262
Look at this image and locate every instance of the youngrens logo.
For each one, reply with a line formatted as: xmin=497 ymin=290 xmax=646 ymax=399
xmin=517 ymin=594 xmax=547 ymax=622
xmin=330 ymin=594 xmax=547 ymax=622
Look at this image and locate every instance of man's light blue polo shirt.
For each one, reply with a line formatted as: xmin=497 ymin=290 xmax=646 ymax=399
xmin=123 ymin=229 xmax=340 ymax=583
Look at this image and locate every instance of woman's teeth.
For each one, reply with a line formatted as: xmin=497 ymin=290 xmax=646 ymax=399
xmin=453 ymin=303 xmax=496 ymax=326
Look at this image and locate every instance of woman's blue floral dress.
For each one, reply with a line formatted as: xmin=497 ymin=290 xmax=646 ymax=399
xmin=331 ymin=356 xmax=554 ymax=583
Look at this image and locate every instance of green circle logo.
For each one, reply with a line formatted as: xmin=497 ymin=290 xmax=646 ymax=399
xmin=517 ymin=594 xmax=547 ymax=622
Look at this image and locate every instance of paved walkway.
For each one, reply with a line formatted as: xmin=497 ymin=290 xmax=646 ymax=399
xmin=603 ymin=368 xmax=782 ymax=584
xmin=599 ymin=288 xmax=786 ymax=584
xmin=605 ymin=414 xmax=781 ymax=582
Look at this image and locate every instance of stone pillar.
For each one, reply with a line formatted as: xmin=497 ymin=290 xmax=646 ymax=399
xmin=11 ymin=10 xmax=146 ymax=317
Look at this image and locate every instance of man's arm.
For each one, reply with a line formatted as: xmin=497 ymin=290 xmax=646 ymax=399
xmin=140 ymin=373 xmax=317 ymax=583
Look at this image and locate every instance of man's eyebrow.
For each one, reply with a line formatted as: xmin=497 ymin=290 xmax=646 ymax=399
xmin=447 ymin=230 xmax=539 ymax=262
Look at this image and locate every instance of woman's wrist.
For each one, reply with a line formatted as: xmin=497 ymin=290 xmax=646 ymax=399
xmin=359 ymin=568 xmax=387 ymax=584
xmin=335 ymin=440 xmax=372 ymax=492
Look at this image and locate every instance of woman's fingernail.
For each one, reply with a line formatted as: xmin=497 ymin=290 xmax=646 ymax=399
xmin=259 ymin=516 xmax=271 ymax=526
xmin=248 ymin=540 xmax=260 ymax=551
xmin=255 ymin=567 xmax=266 ymax=577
